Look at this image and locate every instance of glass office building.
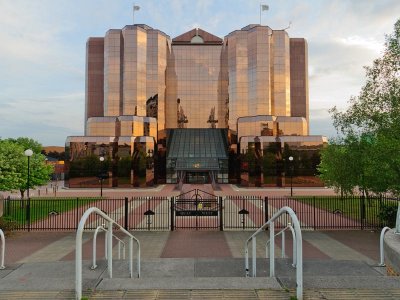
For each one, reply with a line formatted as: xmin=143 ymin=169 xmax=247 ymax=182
xmin=65 ymin=23 xmax=327 ymax=188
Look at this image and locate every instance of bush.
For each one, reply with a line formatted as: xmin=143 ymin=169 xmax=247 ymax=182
xmin=377 ymin=204 xmax=398 ymax=228
xmin=0 ymin=216 xmax=17 ymax=235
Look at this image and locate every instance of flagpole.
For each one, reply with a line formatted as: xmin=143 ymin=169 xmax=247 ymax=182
xmin=133 ymin=4 xmax=140 ymax=25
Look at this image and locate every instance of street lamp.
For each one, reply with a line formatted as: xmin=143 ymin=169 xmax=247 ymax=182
xmin=24 ymin=149 xmax=33 ymax=199
xmin=288 ymin=156 xmax=294 ymax=197
xmin=99 ymin=156 xmax=105 ymax=197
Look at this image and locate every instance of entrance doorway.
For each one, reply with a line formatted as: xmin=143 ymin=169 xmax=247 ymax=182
xmin=186 ymin=172 xmax=209 ymax=184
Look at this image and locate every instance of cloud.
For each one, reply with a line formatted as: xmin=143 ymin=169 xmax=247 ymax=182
xmin=0 ymin=92 xmax=84 ymax=145
xmin=337 ymin=36 xmax=384 ymax=53
xmin=0 ymin=0 xmax=399 ymax=146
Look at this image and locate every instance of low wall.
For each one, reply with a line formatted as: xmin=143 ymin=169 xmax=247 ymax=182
xmin=384 ymin=229 xmax=400 ymax=276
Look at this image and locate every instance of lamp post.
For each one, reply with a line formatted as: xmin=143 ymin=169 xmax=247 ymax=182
xmin=99 ymin=156 xmax=105 ymax=197
xmin=24 ymin=149 xmax=33 ymax=199
xmin=288 ymin=156 xmax=294 ymax=197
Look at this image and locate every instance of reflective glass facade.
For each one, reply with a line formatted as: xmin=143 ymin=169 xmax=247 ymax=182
xmin=66 ymin=23 xmax=326 ymax=188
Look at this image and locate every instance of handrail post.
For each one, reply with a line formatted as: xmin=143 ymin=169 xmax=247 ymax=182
xmin=107 ymin=220 xmax=113 ymax=278
xmin=118 ymin=241 xmax=121 ymax=259
xmin=0 ymin=229 xmax=5 ymax=269
xmin=76 ymin=207 xmax=141 ymax=300
xmin=105 ymin=230 xmax=108 ymax=259
xmin=281 ymin=229 xmax=285 ymax=258
xmin=129 ymin=237 xmax=133 ymax=278
xmin=76 ymin=224 xmax=83 ymax=299
xmin=252 ymin=237 xmax=257 ymax=277
xmin=291 ymin=214 xmax=303 ymax=300
xmin=245 ymin=243 xmax=249 ymax=277
xmin=270 ymin=221 xmax=275 ymax=277
xmin=91 ymin=226 xmax=101 ymax=269
xmin=288 ymin=225 xmax=297 ymax=267
xmin=244 ymin=206 xmax=302 ymax=299
xmin=379 ymin=227 xmax=391 ymax=266
xmin=137 ymin=239 xmax=141 ymax=278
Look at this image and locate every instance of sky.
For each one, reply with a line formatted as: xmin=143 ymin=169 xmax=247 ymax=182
xmin=0 ymin=0 xmax=399 ymax=146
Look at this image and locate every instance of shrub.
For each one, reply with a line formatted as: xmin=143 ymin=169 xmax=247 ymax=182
xmin=0 ymin=216 xmax=17 ymax=235
xmin=377 ymin=204 xmax=398 ymax=228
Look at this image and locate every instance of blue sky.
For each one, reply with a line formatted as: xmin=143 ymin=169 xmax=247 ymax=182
xmin=0 ymin=0 xmax=399 ymax=146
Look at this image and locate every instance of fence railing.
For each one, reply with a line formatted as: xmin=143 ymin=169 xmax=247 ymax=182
xmin=3 ymin=195 xmax=399 ymax=231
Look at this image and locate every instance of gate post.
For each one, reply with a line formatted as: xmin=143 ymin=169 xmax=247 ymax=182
xmin=264 ymin=197 xmax=269 ymax=223
xmin=27 ymin=197 xmax=31 ymax=232
xmin=219 ymin=197 xmax=223 ymax=231
xmin=313 ymin=196 xmax=316 ymax=230
xmin=360 ymin=195 xmax=366 ymax=230
xmin=124 ymin=197 xmax=129 ymax=230
xmin=170 ymin=197 xmax=174 ymax=231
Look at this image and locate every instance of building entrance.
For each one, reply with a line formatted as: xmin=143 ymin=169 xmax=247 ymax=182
xmin=186 ymin=172 xmax=209 ymax=184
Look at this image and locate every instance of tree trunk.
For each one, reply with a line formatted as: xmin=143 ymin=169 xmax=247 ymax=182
xmin=20 ymin=189 xmax=25 ymax=208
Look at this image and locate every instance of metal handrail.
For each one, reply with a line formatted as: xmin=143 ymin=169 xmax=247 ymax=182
xmin=0 ymin=229 xmax=5 ymax=269
xmin=265 ymin=224 xmax=297 ymax=267
xmin=91 ymin=225 xmax=126 ymax=270
xmin=76 ymin=207 xmax=140 ymax=300
xmin=379 ymin=226 xmax=391 ymax=266
xmin=245 ymin=206 xmax=303 ymax=300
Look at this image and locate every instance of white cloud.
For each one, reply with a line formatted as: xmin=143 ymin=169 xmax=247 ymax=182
xmin=0 ymin=0 xmax=399 ymax=145
xmin=337 ymin=36 xmax=384 ymax=53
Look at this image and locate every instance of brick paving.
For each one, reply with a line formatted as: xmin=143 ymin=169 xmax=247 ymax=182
xmin=4 ymin=231 xmax=70 ymax=264
xmin=1 ymin=184 xmax=396 ymax=300
xmin=161 ymin=231 xmax=232 ymax=258
xmin=1 ymin=184 xmax=383 ymax=265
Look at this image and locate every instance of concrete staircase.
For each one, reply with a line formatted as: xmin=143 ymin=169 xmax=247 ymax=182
xmin=2 ymin=258 xmax=400 ymax=299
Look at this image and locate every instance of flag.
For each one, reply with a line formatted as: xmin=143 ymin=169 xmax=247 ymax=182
xmin=133 ymin=5 xmax=140 ymax=11
xmin=261 ymin=4 xmax=269 ymax=11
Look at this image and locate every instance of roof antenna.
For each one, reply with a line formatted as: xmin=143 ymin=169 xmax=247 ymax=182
xmin=283 ymin=21 xmax=292 ymax=30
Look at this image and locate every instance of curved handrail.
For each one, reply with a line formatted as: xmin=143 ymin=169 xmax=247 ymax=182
xmin=76 ymin=207 xmax=140 ymax=300
xmin=265 ymin=224 xmax=297 ymax=267
xmin=245 ymin=206 xmax=303 ymax=300
xmin=91 ymin=225 xmax=126 ymax=270
xmin=0 ymin=229 xmax=5 ymax=269
xmin=379 ymin=226 xmax=391 ymax=266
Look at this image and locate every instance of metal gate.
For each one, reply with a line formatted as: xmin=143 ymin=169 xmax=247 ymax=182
xmin=172 ymin=189 xmax=222 ymax=230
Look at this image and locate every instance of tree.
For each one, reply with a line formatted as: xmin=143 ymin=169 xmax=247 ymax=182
xmin=0 ymin=138 xmax=53 ymax=198
xmin=318 ymin=137 xmax=360 ymax=196
xmin=330 ymin=19 xmax=400 ymax=136
xmin=320 ymin=19 xmax=400 ymax=196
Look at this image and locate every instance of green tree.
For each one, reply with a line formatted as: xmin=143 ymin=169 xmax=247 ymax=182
xmin=320 ymin=19 xmax=400 ymax=196
xmin=318 ymin=138 xmax=359 ymax=196
xmin=0 ymin=138 xmax=53 ymax=198
xmin=330 ymin=19 xmax=400 ymax=135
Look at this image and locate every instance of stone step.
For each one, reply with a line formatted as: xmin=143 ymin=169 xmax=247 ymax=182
xmin=97 ymin=276 xmax=281 ymax=290
xmin=1 ymin=289 xmax=400 ymax=300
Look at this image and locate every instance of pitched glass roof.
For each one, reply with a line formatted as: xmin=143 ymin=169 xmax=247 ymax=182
xmin=167 ymin=129 xmax=228 ymax=171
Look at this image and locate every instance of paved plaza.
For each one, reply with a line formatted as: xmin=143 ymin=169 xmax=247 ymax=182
xmin=1 ymin=184 xmax=400 ymax=299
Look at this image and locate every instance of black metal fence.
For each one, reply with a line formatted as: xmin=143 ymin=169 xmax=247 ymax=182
xmin=2 ymin=195 xmax=398 ymax=231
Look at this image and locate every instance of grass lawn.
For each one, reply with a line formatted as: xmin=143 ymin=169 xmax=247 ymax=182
xmin=4 ymin=197 xmax=100 ymax=224
xmin=294 ymin=196 xmax=398 ymax=227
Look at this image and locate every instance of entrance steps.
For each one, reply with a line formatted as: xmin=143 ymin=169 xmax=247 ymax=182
xmin=1 ymin=258 xmax=400 ymax=298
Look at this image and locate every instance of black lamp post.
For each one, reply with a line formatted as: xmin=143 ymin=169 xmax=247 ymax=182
xmin=24 ymin=149 xmax=33 ymax=198
xmin=99 ymin=156 xmax=105 ymax=197
xmin=288 ymin=156 xmax=294 ymax=197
